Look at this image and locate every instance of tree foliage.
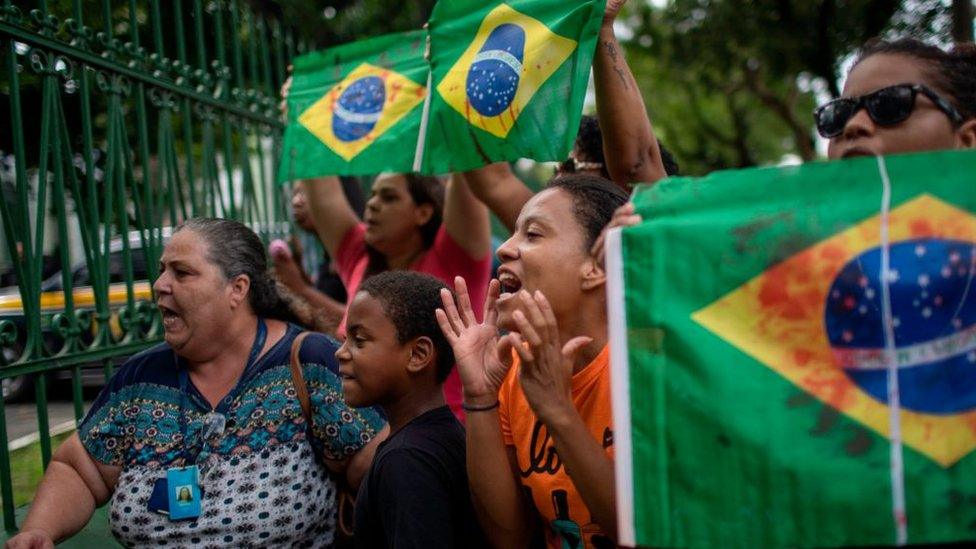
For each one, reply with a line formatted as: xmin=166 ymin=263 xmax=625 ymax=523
xmin=623 ymin=0 xmax=954 ymax=175
xmin=264 ymin=0 xmax=437 ymax=48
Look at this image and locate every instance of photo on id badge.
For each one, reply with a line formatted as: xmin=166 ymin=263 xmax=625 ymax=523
xmin=176 ymin=485 xmax=194 ymax=503
xmin=166 ymin=465 xmax=202 ymax=520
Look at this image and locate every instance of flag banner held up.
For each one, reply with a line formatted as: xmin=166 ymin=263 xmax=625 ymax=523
xmin=278 ymin=30 xmax=427 ymax=180
xmin=607 ymin=150 xmax=976 ymax=548
xmin=417 ymin=0 xmax=604 ymax=174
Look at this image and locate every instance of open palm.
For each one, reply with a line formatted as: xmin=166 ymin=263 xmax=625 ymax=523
xmin=437 ymin=278 xmax=512 ymax=403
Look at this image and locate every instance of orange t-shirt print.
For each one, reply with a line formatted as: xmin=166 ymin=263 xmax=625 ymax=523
xmin=498 ymin=345 xmax=614 ymax=549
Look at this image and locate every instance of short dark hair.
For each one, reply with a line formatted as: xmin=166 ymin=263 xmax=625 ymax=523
xmin=854 ymin=38 xmax=976 ymax=121
xmin=358 ymin=271 xmax=456 ymax=383
xmin=544 ymin=174 xmax=629 ymax=250
xmin=176 ymin=218 xmax=301 ymax=325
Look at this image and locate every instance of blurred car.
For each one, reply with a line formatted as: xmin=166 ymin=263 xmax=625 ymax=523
xmin=0 ymin=231 xmax=166 ymax=401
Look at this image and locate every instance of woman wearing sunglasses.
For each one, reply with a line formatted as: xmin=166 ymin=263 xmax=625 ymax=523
xmin=817 ymin=38 xmax=976 ymax=159
xmin=7 ymin=219 xmax=386 ymax=548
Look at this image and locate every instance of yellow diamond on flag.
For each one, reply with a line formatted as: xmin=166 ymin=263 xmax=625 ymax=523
xmin=692 ymin=194 xmax=976 ymax=467
xmin=298 ymin=63 xmax=426 ymax=161
xmin=436 ymin=3 xmax=577 ymax=139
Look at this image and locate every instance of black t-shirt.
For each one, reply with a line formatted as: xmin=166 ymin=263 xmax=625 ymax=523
xmin=354 ymin=406 xmax=487 ymax=549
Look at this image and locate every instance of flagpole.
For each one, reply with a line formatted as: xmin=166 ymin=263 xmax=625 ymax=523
xmin=412 ymin=70 xmax=433 ymax=173
xmin=606 ymin=226 xmax=637 ymax=547
xmin=876 ymin=155 xmax=908 ymax=547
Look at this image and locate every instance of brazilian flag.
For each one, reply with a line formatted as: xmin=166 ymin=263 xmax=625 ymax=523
xmin=416 ymin=0 xmax=605 ymax=174
xmin=278 ymin=30 xmax=428 ymax=179
xmin=606 ymin=150 xmax=976 ymax=548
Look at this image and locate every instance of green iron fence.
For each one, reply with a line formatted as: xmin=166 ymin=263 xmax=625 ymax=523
xmin=0 ymin=0 xmax=302 ymax=531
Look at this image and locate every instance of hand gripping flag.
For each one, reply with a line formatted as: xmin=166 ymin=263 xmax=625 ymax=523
xmin=606 ymin=150 xmax=976 ymax=548
xmin=415 ymin=0 xmax=604 ymax=174
xmin=278 ymin=30 xmax=427 ymax=180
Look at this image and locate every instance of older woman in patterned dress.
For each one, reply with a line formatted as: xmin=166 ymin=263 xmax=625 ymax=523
xmin=7 ymin=218 xmax=385 ymax=548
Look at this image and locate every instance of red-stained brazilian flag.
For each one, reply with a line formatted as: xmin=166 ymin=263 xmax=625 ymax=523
xmin=606 ymin=150 xmax=976 ymax=548
xmin=417 ymin=0 xmax=604 ymax=174
xmin=278 ymin=30 xmax=427 ymax=179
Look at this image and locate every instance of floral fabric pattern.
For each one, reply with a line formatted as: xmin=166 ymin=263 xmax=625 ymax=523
xmin=78 ymin=325 xmax=384 ymax=547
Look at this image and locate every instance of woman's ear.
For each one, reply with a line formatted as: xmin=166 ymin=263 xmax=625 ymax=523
xmin=579 ymin=256 xmax=606 ymax=292
xmin=228 ymin=274 xmax=251 ymax=309
xmin=414 ymin=203 xmax=435 ymax=227
xmin=956 ymin=119 xmax=976 ymax=149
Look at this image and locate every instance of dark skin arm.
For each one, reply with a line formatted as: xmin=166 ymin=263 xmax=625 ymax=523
xmin=437 ymin=278 xmax=537 ymax=547
xmin=594 ymin=0 xmax=667 ymax=187
xmin=443 ymin=172 xmax=492 ymax=260
xmin=461 ymin=163 xmax=534 ymax=234
xmin=303 ymin=176 xmax=360 ymax=261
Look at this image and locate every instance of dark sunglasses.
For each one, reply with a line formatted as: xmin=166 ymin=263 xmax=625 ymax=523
xmin=814 ymin=83 xmax=964 ymax=138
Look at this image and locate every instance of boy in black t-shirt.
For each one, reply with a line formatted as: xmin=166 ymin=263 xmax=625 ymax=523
xmin=335 ymin=271 xmax=487 ymax=549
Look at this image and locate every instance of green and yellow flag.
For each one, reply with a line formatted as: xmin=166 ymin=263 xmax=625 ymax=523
xmin=416 ymin=0 xmax=604 ymax=174
xmin=607 ymin=150 xmax=976 ymax=548
xmin=278 ymin=30 xmax=427 ymax=179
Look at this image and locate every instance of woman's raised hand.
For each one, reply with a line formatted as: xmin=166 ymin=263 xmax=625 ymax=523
xmin=437 ymin=277 xmax=512 ymax=406
xmin=506 ymin=290 xmax=591 ymax=424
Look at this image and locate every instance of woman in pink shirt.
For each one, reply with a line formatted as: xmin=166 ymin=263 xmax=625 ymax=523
xmin=302 ymin=173 xmax=492 ymax=420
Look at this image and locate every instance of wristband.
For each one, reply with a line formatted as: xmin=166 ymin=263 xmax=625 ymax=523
xmin=461 ymin=400 xmax=500 ymax=412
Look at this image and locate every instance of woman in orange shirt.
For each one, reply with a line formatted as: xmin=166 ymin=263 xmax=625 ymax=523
xmin=438 ymin=175 xmax=627 ymax=549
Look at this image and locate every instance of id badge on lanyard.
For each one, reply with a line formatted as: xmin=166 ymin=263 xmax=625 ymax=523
xmin=166 ymin=465 xmax=202 ymax=520
xmin=148 ymin=318 xmax=267 ymax=521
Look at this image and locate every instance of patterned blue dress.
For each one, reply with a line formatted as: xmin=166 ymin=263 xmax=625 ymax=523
xmin=79 ymin=324 xmax=384 ymax=547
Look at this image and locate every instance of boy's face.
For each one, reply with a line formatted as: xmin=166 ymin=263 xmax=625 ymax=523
xmin=336 ymin=292 xmax=412 ymax=408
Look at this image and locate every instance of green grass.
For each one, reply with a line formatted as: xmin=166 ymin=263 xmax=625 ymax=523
xmin=2 ymin=431 xmax=73 ymax=509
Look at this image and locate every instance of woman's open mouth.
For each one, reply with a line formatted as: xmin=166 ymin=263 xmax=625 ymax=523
xmin=498 ymin=272 xmax=522 ymax=295
xmin=158 ymin=305 xmax=182 ymax=329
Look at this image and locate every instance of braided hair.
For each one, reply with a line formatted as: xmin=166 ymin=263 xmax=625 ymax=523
xmin=854 ymin=38 xmax=976 ymax=121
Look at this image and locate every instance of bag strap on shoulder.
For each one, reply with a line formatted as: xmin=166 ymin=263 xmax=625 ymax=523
xmin=288 ymin=330 xmax=357 ymax=539
xmin=290 ymin=331 xmax=313 ymax=426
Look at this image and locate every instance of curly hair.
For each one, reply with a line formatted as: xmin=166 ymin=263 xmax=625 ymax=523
xmin=545 ymin=174 xmax=629 ymax=250
xmin=176 ymin=218 xmax=303 ymax=326
xmin=357 ymin=271 xmax=456 ymax=383
xmin=854 ymin=38 xmax=976 ymax=121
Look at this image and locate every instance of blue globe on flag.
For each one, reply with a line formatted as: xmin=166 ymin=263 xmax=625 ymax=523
xmin=332 ymin=75 xmax=385 ymax=143
xmin=466 ymin=23 xmax=525 ymax=117
xmin=825 ymin=238 xmax=976 ymax=415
